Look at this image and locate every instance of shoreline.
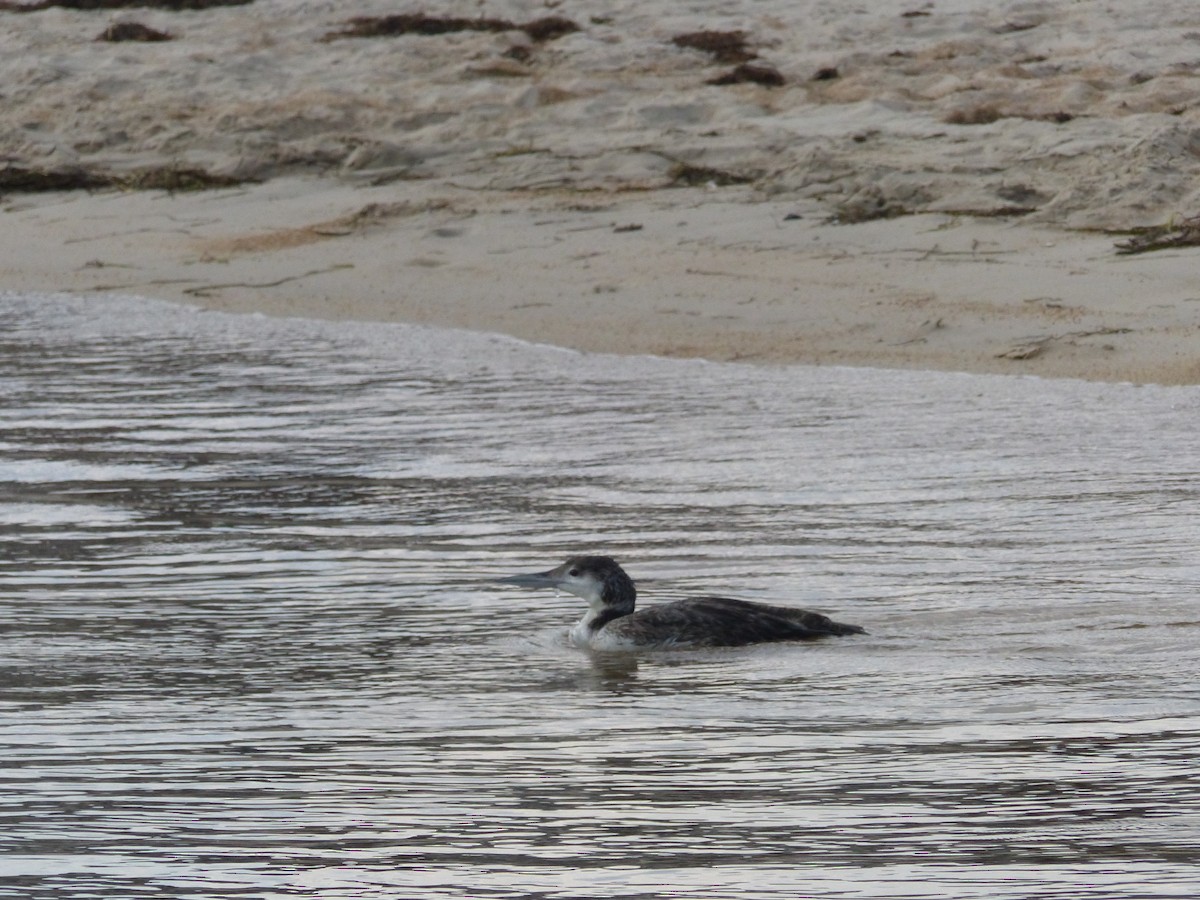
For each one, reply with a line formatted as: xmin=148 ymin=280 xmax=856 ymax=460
xmin=3 ymin=0 xmax=1200 ymax=384
xmin=3 ymin=177 xmax=1199 ymax=385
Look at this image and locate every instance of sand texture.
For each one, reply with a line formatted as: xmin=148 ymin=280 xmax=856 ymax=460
xmin=3 ymin=0 xmax=1200 ymax=382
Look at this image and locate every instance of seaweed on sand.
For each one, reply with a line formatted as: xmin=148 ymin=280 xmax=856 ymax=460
xmin=671 ymin=30 xmax=756 ymax=64
xmin=0 ymin=166 xmax=116 ymax=192
xmin=97 ymin=21 xmax=173 ymax=41
xmin=0 ymin=164 xmax=249 ymax=194
xmin=323 ymin=13 xmax=578 ymax=43
xmin=668 ymin=163 xmax=755 ymax=187
xmin=707 ymin=63 xmax=785 ymax=87
xmin=1114 ymin=214 xmax=1200 ymax=255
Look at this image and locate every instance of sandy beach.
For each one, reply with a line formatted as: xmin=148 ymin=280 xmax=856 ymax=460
xmin=3 ymin=0 xmax=1200 ymax=383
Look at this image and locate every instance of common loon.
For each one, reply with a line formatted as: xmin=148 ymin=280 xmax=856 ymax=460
xmin=499 ymin=555 xmax=866 ymax=650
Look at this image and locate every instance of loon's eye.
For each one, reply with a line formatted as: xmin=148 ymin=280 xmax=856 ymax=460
xmin=568 ymin=568 xmax=580 ymax=577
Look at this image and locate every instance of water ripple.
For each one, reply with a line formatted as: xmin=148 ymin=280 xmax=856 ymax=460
xmin=1 ymin=292 xmax=1198 ymax=899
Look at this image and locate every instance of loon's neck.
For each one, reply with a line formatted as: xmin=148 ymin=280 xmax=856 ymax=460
xmin=587 ymin=606 xmax=628 ymax=632
xmin=569 ymin=605 xmax=630 ymax=646
xmin=568 ymin=567 xmax=636 ymax=646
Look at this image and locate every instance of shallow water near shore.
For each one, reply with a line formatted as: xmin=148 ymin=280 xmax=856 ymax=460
xmin=2 ymin=291 xmax=1198 ymax=899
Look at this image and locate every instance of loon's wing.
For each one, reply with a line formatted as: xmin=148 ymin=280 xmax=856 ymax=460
xmin=619 ymin=597 xmax=865 ymax=647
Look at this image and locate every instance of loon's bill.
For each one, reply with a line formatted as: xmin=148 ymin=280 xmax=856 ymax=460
xmin=499 ymin=555 xmax=866 ymax=651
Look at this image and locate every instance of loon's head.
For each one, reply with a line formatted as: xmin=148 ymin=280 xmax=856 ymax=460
xmin=500 ymin=555 xmax=636 ymax=615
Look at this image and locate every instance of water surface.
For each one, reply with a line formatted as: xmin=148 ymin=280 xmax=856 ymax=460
xmin=1 ymin=292 xmax=1198 ymax=898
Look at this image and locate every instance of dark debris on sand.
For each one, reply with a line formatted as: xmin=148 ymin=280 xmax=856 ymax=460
xmin=1115 ymin=214 xmax=1200 ymax=255
xmin=0 ymin=164 xmax=249 ymax=194
xmin=124 ymin=167 xmax=247 ymax=191
xmin=323 ymin=13 xmax=579 ymax=43
xmin=520 ymin=16 xmax=579 ymax=42
xmin=829 ymin=190 xmax=915 ymax=224
xmin=97 ymin=21 xmax=173 ymax=41
xmin=668 ymin=163 xmax=755 ymax=188
xmin=943 ymin=104 xmax=1005 ymax=125
xmin=0 ymin=166 xmax=115 ymax=193
xmin=671 ymin=30 xmax=756 ymax=64
xmin=707 ymin=63 xmax=785 ymax=87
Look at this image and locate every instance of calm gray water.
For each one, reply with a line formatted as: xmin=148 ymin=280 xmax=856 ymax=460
xmin=1 ymin=291 xmax=1198 ymax=899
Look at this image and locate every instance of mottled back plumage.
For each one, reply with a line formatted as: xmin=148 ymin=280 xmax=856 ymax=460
xmin=499 ymin=555 xmax=866 ymax=650
xmin=614 ymin=595 xmax=865 ymax=647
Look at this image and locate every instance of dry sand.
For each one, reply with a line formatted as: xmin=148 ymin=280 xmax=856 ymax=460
xmin=3 ymin=0 xmax=1200 ymax=383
